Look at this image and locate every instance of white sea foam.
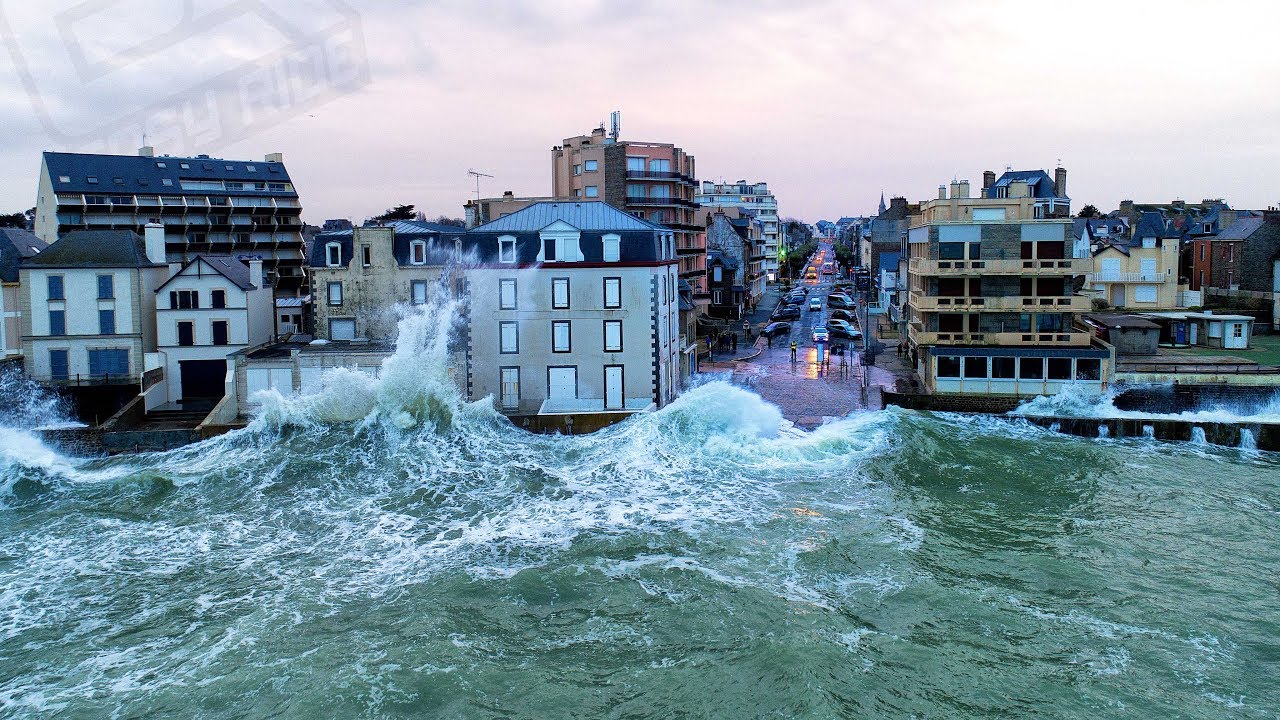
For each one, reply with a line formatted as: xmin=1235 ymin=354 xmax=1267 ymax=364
xmin=1014 ymin=382 xmax=1280 ymax=424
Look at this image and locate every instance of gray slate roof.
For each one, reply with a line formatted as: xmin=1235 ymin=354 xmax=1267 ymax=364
xmin=157 ymin=255 xmax=258 ymax=292
xmin=21 ymin=229 xmax=162 ymax=268
xmin=0 ymin=228 xmax=48 ymax=283
xmin=43 ymin=151 xmax=297 ymax=197
xmin=471 ymin=201 xmax=665 ymax=233
xmin=1214 ymin=216 xmax=1264 ymax=241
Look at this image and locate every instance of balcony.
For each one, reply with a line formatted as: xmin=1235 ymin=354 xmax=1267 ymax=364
xmin=625 ymin=195 xmax=696 ymax=208
xmin=910 ymin=257 xmax=1091 ymax=276
xmin=909 ymin=326 xmax=1092 ymax=347
xmin=626 ymin=170 xmax=697 ymax=186
xmin=909 ymin=292 xmax=1092 ymax=312
xmin=1087 ymin=272 xmax=1166 ymax=284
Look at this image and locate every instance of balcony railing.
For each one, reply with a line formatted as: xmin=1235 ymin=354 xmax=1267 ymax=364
xmin=626 ymin=170 xmax=697 ymax=185
xmin=910 ymin=257 xmax=1090 ymax=276
xmin=626 ymin=196 xmax=696 ymax=208
xmin=909 ymin=327 xmax=1092 ymax=347
xmin=1086 ymin=272 xmax=1165 ymax=284
xmin=909 ymin=292 xmax=1092 ymax=312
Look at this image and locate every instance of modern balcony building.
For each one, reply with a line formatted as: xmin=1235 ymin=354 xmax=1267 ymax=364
xmin=35 ymin=148 xmax=307 ymax=293
xmin=696 ymin=180 xmax=781 ymax=281
xmin=905 ymin=174 xmax=1113 ymax=397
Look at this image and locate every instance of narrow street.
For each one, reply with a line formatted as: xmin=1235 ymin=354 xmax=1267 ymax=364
xmin=701 ymin=241 xmax=915 ymax=428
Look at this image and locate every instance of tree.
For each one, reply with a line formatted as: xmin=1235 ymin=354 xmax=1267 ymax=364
xmin=1077 ymin=204 xmax=1100 ymax=219
xmin=432 ymin=216 xmax=465 ymax=228
xmin=371 ymin=204 xmax=417 ymax=223
xmin=0 ymin=212 xmax=27 ymax=228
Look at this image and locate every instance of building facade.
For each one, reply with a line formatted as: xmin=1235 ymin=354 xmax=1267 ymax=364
xmin=310 ymin=221 xmax=463 ymax=341
xmin=905 ymin=175 xmax=1113 ymax=396
xmin=696 ymin=180 xmax=781 ymax=280
xmin=36 ymin=149 xmax=307 ymax=293
xmin=463 ymin=201 xmax=681 ymax=425
xmin=703 ymin=208 xmax=766 ymax=316
xmin=154 ymin=255 xmax=274 ymax=403
xmin=1086 ymin=213 xmax=1181 ymax=310
xmin=0 ymin=228 xmax=48 ymax=357
xmin=20 ymin=226 xmax=168 ymax=385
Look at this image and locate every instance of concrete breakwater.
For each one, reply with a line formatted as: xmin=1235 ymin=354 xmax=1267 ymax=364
xmin=1012 ymin=415 xmax=1277 ymax=450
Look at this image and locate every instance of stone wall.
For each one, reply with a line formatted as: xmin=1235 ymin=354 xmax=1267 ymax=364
xmin=882 ymin=391 xmax=1024 ymax=414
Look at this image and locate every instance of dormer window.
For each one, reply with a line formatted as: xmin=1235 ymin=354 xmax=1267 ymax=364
xmin=602 ymin=233 xmax=620 ymax=262
xmin=57 ymin=175 xmax=70 ymax=183
xmin=498 ymin=236 xmax=517 ymax=263
xmin=539 ymin=234 xmax=583 ymax=263
xmin=410 ymin=240 xmax=426 ymax=265
xmin=1202 ymin=223 xmax=1212 ymax=233
xmin=325 ymin=242 xmax=342 ymax=267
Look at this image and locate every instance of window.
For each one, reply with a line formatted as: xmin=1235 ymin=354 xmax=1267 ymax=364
xmin=212 ymin=320 xmax=229 ymax=346
xmin=604 ymin=320 xmax=622 ymax=352
xmin=362 ymin=245 xmax=372 ymax=267
xmin=962 ymin=356 xmax=988 ymax=379
xmin=1227 ymin=270 xmax=1235 ymax=287
xmin=602 ymin=234 xmax=620 ymax=263
xmin=48 ymin=309 xmax=65 ymax=336
xmin=1019 ymin=357 xmax=1044 ymax=379
xmin=1227 ymin=244 xmax=1235 ymax=262
xmin=177 ymin=321 xmax=195 ymax=346
xmin=573 ymin=189 xmax=581 ymax=198
xmin=330 ymin=318 xmax=356 ymax=340
xmin=86 ymin=176 xmax=98 ymax=184
xmin=211 ymin=289 xmax=226 ymax=308
xmin=499 ymin=321 xmax=519 ymax=353
xmin=573 ymin=164 xmax=582 ymax=176
xmin=584 ymin=185 xmax=599 ymax=198
xmin=49 ymin=349 xmax=69 ymax=381
xmin=712 ymin=289 xmax=723 ymax=304
xmin=327 ymin=281 xmax=343 ymax=306
xmin=541 ymin=235 xmax=583 ymax=262
xmin=88 ymin=349 xmax=128 ymax=376
xmin=1134 ymin=285 xmax=1158 ymax=303
xmin=326 ymin=242 xmax=342 ymax=267
xmin=410 ymin=241 xmax=426 ymax=265
xmin=1036 ymin=313 xmax=1064 ymax=332
xmin=649 ymin=158 xmax=671 ymax=172
xmin=1200 ymin=244 xmax=1205 ymax=261
xmin=411 ymin=280 xmax=429 ymax=305
xmin=1047 ymin=358 xmax=1072 ymax=380
xmin=584 ymin=160 xmax=598 ymax=172
xmin=179 ymin=163 xmax=190 ymax=169
xmin=1076 ymin=358 xmax=1101 ymax=380
xmin=939 ymin=242 xmax=965 ymax=260
xmin=58 ymin=175 xmax=70 ymax=183
xmin=552 ymin=278 xmax=570 ymax=309
xmin=247 ymin=164 xmax=256 ymax=172
xmin=161 ymin=178 xmax=173 ymax=186
xmin=171 ymin=290 xmax=199 ymax=309
xmin=936 ymin=356 xmax=961 ymax=378
xmin=552 ymin=321 xmax=571 ymax=352
xmin=98 ymin=309 xmax=115 ymax=335
xmin=499 ymin=278 xmax=517 ymax=310
xmin=94 ymin=274 xmax=114 ymax=300
xmin=498 ymin=236 xmax=517 ymax=263
xmin=712 ymin=266 xmax=723 ymax=283
xmin=627 ymin=183 xmax=646 ymax=197
xmin=1233 ymin=323 xmax=1244 ymax=339
xmin=500 ymin=367 xmax=520 ymax=410
xmin=992 ymin=357 xmax=1016 ymax=379
xmin=47 ymin=275 xmax=64 ymax=300
xmin=626 ymin=156 xmax=646 ymax=172
xmin=603 ymin=277 xmax=621 ymax=308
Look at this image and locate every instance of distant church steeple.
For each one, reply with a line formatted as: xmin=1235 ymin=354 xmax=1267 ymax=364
xmin=877 ymin=191 xmax=887 ymax=216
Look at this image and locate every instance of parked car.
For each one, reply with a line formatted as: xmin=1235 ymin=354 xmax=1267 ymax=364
xmin=808 ymin=297 xmax=822 ymax=311
xmin=772 ymin=305 xmax=801 ymax=321
xmin=826 ymin=319 xmax=863 ymax=340
xmin=811 ymin=327 xmax=830 ymax=344
xmin=829 ymin=309 xmax=856 ymax=322
xmin=762 ymin=321 xmax=792 ymax=338
xmin=827 ymin=294 xmax=855 ymax=309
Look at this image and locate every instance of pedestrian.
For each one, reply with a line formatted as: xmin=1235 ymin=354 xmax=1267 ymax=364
xmin=790 ymin=341 xmax=797 ymax=362
xmin=731 ymin=334 xmax=738 ymax=352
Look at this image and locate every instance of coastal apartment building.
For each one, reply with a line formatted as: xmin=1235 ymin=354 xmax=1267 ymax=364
xmin=35 ymin=149 xmax=307 ymax=293
xmin=1084 ymin=213 xmax=1181 ymax=309
xmin=463 ymin=201 xmax=682 ymax=429
xmin=20 ymin=226 xmax=168 ymax=388
xmin=310 ymin=221 xmax=464 ymax=341
xmin=696 ymin=180 xmax=782 ymax=281
xmin=0 ymin=228 xmax=48 ymax=357
xmin=905 ymin=173 xmax=1113 ymax=397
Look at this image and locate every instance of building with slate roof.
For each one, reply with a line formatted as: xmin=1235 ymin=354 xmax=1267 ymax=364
xmin=152 ymin=255 xmax=274 ymax=405
xmin=35 ymin=148 xmax=307 ymax=293
xmin=0 ymin=228 xmax=48 ymax=357
xmin=462 ymin=201 xmax=682 ymax=428
xmin=20 ymin=225 xmax=169 ymax=398
xmin=980 ymin=166 xmax=1070 ymax=219
xmin=1085 ymin=211 xmax=1181 ymax=310
xmin=310 ymin=220 xmax=465 ymax=341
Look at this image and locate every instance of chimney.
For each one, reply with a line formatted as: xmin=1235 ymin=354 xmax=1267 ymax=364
xmin=503 ymin=190 xmax=514 ymax=198
xmin=143 ymin=222 xmax=166 ymax=264
xmin=265 ymin=152 xmax=283 ymax=163
xmin=949 ymin=181 xmax=962 ymax=199
xmin=248 ymin=259 xmax=264 ymax=288
xmin=938 ymin=185 xmax=947 ymax=200
xmin=1054 ymin=166 xmax=1067 ymax=197
xmin=138 ymin=146 xmax=154 ymax=157
xmin=1120 ymin=200 xmax=1134 ymax=214
xmin=982 ymin=170 xmax=996 ymax=191
xmin=957 ymin=180 xmax=970 ymax=199
xmin=1263 ymin=208 xmax=1280 ymax=226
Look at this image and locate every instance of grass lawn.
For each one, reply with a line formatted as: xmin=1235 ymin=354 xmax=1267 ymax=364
xmin=1162 ymin=333 xmax=1280 ymax=366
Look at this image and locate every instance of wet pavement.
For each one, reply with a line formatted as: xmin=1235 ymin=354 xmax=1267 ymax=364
xmin=700 ymin=246 xmax=917 ymax=428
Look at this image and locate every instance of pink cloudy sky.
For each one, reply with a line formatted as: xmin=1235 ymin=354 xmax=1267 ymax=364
xmin=1 ymin=0 xmax=1277 ymax=223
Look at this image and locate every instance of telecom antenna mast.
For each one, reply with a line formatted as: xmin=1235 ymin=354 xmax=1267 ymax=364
xmin=467 ymin=169 xmax=494 ymax=201
xmin=609 ymin=110 xmax=621 ymax=142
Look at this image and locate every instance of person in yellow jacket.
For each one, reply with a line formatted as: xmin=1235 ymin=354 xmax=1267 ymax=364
xmin=790 ymin=341 xmax=797 ymax=362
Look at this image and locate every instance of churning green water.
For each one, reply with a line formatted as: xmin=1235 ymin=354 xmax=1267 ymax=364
xmin=2 ymin=382 xmax=1278 ymax=719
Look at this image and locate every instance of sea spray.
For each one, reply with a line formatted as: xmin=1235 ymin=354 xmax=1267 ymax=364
xmin=1014 ymin=383 xmax=1280 ymax=424
xmin=0 ymin=363 xmax=76 ymax=429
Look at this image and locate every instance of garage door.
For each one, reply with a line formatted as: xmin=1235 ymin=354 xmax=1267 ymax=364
xmin=179 ymin=359 xmax=227 ymax=399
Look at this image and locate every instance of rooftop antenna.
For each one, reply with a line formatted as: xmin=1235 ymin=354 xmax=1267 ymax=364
xmin=467 ymin=168 xmax=493 ymax=201
xmin=609 ymin=110 xmax=621 ymax=142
